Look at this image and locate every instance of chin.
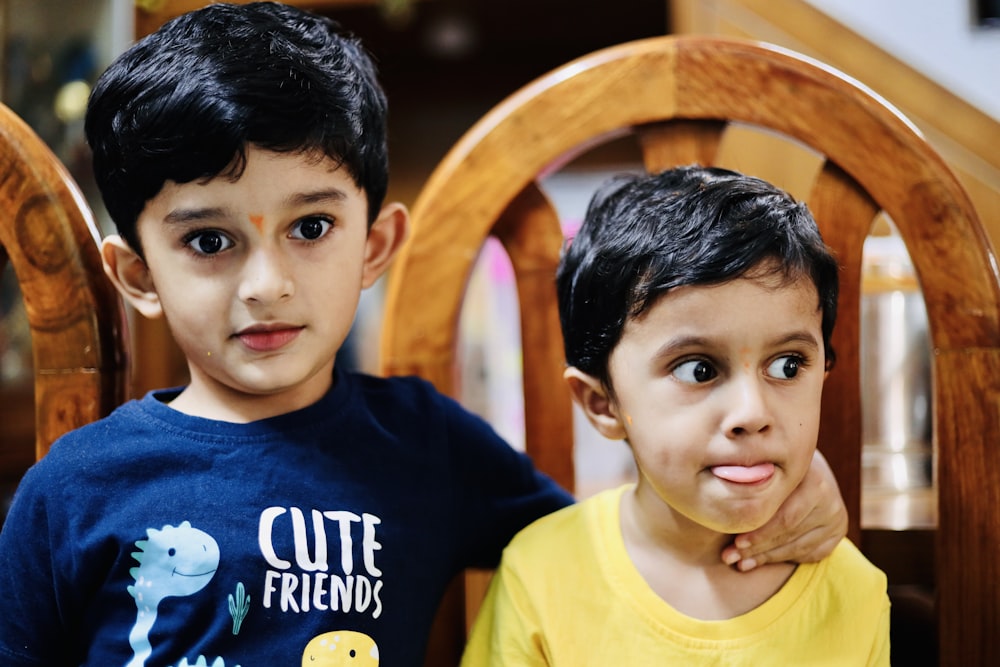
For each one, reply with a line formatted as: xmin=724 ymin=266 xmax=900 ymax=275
xmin=712 ymin=501 xmax=783 ymax=535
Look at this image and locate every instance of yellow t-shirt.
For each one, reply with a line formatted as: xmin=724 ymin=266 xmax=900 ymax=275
xmin=463 ymin=485 xmax=890 ymax=666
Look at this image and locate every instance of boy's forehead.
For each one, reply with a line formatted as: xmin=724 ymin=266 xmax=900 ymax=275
xmin=140 ymin=148 xmax=368 ymax=222
xmin=634 ymin=259 xmax=819 ymax=309
xmin=631 ymin=270 xmax=821 ymax=329
xmin=186 ymin=147 xmax=359 ymax=191
xmin=211 ymin=146 xmax=349 ymax=181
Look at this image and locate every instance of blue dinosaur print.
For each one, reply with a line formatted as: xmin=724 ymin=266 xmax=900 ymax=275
xmin=175 ymin=656 xmax=242 ymax=667
xmin=126 ymin=521 xmax=220 ymax=667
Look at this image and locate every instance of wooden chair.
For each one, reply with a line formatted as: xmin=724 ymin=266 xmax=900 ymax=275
xmin=379 ymin=35 xmax=1000 ymax=666
xmin=0 ymin=103 xmax=128 ymax=464
xmin=4 ymin=34 xmax=998 ymax=667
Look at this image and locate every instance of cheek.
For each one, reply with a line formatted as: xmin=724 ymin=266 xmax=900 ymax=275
xmin=618 ymin=380 xmax=698 ymax=435
xmin=788 ymin=382 xmax=825 ymax=439
xmin=626 ymin=416 xmax=700 ymax=467
xmin=156 ymin=280 xmax=229 ymax=328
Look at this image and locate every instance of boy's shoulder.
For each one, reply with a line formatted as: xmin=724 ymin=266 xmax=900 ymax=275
xmin=18 ymin=367 xmax=509 ymax=470
xmin=29 ymin=371 xmax=473 ymax=472
xmin=788 ymin=537 xmax=889 ymax=622
xmin=349 ymin=370 xmax=443 ymax=406
xmin=503 ymin=485 xmax=622 ymax=562
xmin=66 ymin=371 xmax=442 ymax=427
xmin=821 ymin=537 xmax=888 ymax=590
xmin=342 ymin=370 xmax=468 ymax=424
xmin=42 ymin=395 xmax=149 ymax=451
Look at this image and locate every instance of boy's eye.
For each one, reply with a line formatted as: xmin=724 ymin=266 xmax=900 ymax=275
xmin=186 ymin=230 xmax=233 ymax=255
xmin=766 ymin=355 xmax=802 ymax=379
xmin=673 ymin=359 xmax=717 ymax=384
xmin=291 ymin=216 xmax=333 ymax=241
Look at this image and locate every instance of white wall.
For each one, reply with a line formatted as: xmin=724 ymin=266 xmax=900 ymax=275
xmin=805 ymin=0 xmax=1000 ymax=121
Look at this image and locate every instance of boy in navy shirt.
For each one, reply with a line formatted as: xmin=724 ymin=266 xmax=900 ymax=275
xmin=0 ymin=4 xmax=848 ymax=665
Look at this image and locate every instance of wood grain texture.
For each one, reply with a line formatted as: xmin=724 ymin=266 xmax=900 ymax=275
xmin=670 ymin=0 xmax=1000 ymax=273
xmin=0 ymin=103 xmax=129 ymax=460
xmin=493 ymin=184 xmax=574 ymax=489
xmin=379 ymin=36 xmax=1000 ymax=666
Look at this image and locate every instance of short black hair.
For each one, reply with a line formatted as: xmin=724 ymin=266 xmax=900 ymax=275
xmin=85 ymin=1 xmax=389 ymax=254
xmin=556 ymin=165 xmax=839 ymax=389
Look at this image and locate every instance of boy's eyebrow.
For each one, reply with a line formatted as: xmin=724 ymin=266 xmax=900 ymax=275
xmin=285 ymin=188 xmax=349 ymax=207
xmin=772 ymin=331 xmax=822 ymax=349
xmin=652 ymin=330 xmax=821 ymax=360
xmin=651 ymin=334 xmax=713 ymax=362
xmin=161 ymin=189 xmax=350 ymax=225
xmin=164 ymin=206 xmax=227 ymax=224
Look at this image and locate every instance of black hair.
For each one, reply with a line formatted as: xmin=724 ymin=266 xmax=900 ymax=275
xmin=556 ymin=165 xmax=840 ymax=389
xmin=85 ymin=1 xmax=389 ymax=254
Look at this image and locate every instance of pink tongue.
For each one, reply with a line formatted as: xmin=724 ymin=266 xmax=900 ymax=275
xmin=712 ymin=463 xmax=775 ymax=483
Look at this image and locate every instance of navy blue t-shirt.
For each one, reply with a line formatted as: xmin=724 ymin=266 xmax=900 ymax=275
xmin=0 ymin=368 xmax=572 ymax=666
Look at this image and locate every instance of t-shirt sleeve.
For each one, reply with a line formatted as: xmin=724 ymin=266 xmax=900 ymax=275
xmin=437 ymin=391 xmax=574 ymax=569
xmin=461 ymin=555 xmax=548 ymax=666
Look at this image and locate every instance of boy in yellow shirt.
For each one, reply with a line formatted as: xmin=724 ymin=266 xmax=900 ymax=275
xmin=463 ymin=166 xmax=890 ymax=665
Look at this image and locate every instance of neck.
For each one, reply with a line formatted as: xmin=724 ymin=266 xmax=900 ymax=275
xmin=620 ymin=484 xmax=796 ymax=620
xmin=169 ymin=363 xmax=334 ymax=422
xmin=621 ymin=484 xmax=732 ymax=567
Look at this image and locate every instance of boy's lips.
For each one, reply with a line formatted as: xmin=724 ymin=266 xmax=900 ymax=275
xmin=710 ymin=462 xmax=775 ymax=484
xmin=236 ymin=325 xmax=304 ymax=352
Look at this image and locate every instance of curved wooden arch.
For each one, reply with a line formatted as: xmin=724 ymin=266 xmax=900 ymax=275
xmin=381 ymin=35 xmax=1000 ymax=665
xmin=383 ymin=37 xmax=998 ymax=372
xmin=0 ymin=102 xmax=128 ymax=459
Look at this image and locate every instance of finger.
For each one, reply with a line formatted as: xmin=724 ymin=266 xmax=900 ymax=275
xmin=721 ymin=520 xmax=813 ymax=569
xmin=721 ymin=543 xmax=742 ymax=566
xmin=736 ymin=502 xmax=844 ymax=562
xmin=750 ymin=529 xmax=822 ymax=567
xmin=738 ymin=528 xmax=843 ymax=571
xmin=734 ymin=504 xmax=812 ymax=555
xmin=720 ymin=449 xmax=848 ymax=570
xmin=734 ymin=463 xmax=846 ymax=557
xmin=727 ymin=500 xmax=846 ymax=569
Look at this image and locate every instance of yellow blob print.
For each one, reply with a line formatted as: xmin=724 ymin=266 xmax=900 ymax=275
xmin=302 ymin=631 xmax=379 ymax=666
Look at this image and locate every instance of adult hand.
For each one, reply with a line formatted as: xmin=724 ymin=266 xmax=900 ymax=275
xmin=721 ymin=449 xmax=847 ymax=571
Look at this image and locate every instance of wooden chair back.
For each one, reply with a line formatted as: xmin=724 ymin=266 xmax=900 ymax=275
xmin=0 ymin=103 xmax=128 ymax=463
xmin=379 ymin=35 xmax=1000 ymax=666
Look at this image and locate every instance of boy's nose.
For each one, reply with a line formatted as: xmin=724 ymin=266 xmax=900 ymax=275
xmin=239 ymin=247 xmax=294 ymax=304
xmin=721 ymin=374 xmax=772 ymax=438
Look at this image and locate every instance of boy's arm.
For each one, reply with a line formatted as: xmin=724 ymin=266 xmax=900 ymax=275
xmin=721 ymin=449 xmax=847 ymax=571
xmin=0 ymin=473 xmax=69 ymax=665
xmin=442 ymin=390 xmax=574 ymax=569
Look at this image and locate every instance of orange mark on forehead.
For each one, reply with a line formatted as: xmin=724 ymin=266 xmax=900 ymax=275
xmin=248 ymin=214 xmax=264 ymax=233
xmin=740 ymin=346 xmax=752 ymax=370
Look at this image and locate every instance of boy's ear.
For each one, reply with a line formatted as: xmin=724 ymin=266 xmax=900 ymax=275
xmin=361 ymin=202 xmax=409 ymax=289
xmin=101 ymin=235 xmax=163 ymax=319
xmin=563 ymin=367 xmax=628 ymax=440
